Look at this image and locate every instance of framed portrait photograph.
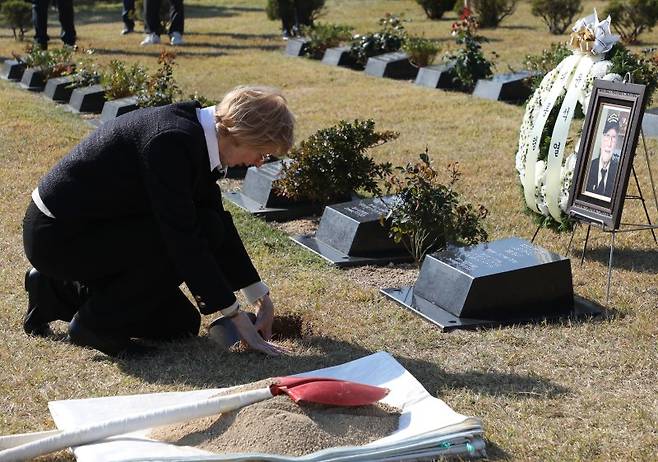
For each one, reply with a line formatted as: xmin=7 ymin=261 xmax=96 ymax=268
xmin=568 ymin=80 xmax=648 ymax=229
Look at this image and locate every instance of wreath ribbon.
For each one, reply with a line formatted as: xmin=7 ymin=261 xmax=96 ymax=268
xmin=523 ymin=53 xmax=582 ymax=212
xmin=544 ymin=54 xmax=600 ymax=221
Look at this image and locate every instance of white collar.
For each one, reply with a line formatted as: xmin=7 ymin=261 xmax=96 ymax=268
xmin=196 ymin=106 xmax=222 ymax=172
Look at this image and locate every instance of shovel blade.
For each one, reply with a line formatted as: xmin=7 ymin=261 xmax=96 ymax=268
xmin=271 ymin=376 xmax=389 ymax=406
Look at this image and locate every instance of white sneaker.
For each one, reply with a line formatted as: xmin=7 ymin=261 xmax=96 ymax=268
xmin=140 ymin=33 xmax=161 ymax=46
xmin=170 ymin=32 xmax=184 ymax=46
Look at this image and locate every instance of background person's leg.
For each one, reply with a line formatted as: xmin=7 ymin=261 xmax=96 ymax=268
xmin=121 ymin=0 xmax=135 ymax=33
xmin=54 ymin=0 xmax=75 ymax=46
xmin=168 ymin=0 xmax=184 ymax=34
xmin=144 ymin=0 xmax=162 ymax=35
xmin=31 ymin=0 xmax=50 ymax=49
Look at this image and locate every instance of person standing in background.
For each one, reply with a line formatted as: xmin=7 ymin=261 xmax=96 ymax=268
xmin=32 ymin=0 xmax=76 ymax=49
xmin=121 ymin=0 xmax=135 ymax=34
xmin=140 ymin=0 xmax=184 ymax=46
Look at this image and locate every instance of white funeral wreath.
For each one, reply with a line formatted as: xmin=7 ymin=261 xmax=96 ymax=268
xmin=516 ymin=10 xmax=622 ymax=226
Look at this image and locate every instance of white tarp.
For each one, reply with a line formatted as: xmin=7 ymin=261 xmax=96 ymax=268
xmin=47 ymin=351 xmax=485 ymax=461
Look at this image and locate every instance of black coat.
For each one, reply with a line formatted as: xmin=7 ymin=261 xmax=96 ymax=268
xmin=585 ymin=157 xmax=618 ymax=198
xmin=37 ymin=101 xmax=259 ymax=314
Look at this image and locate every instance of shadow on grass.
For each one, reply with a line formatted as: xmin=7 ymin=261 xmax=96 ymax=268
xmin=111 ymin=335 xmax=568 ymax=401
xmin=185 ymin=31 xmax=279 ymax=40
xmin=484 ymin=440 xmax=513 ymax=460
xmin=93 ymin=47 xmax=228 ymax=58
xmin=185 ymin=41 xmax=281 ymax=51
xmin=580 ymin=247 xmax=658 ymax=274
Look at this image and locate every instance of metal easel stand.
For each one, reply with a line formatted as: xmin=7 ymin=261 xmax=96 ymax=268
xmin=565 ymin=129 xmax=658 ymax=304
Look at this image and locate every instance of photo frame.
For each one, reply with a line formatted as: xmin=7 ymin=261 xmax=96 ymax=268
xmin=568 ymin=80 xmax=647 ymax=229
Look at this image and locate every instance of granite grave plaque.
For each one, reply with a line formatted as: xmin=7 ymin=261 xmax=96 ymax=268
xmin=285 ymin=38 xmax=310 ymax=57
xmin=364 ymin=52 xmax=418 ymax=80
xmin=291 ymin=196 xmax=412 ymax=267
xmin=44 ymin=75 xmax=77 ymax=102
xmin=414 ymin=63 xmax=457 ymax=89
xmin=225 ymin=156 xmax=278 ymax=179
xmin=381 ymin=237 xmax=602 ymax=330
xmin=321 ymin=46 xmax=359 ymax=68
xmin=223 ymin=160 xmax=327 ymax=221
xmin=641 ymin=107 xmax=658 ymax=138
xmin=1 ymin=60 xmax=26 ymax=81
xmin=68 ymin=84 xmax=106 ymax=113
xmin=20 ymin=68 xmax=46 ymax=91
xmin=100 ymin=96 xmax=139 ymax=123
xmin=473 ymin=71 xmax=536 ymax=103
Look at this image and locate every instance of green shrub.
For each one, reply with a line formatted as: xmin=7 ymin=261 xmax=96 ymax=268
xmin=12 ymin=44 xmax=74 ymax=78
xmin=101 ymin=60 xmax=148 ymax=100
xmin=403 ymin=35 xmax=440 ymax=67
xmin=1 ymin=0 xmax=31 ymax=41
xmin=188 ymin=91 xmax=217 ymax=107
xmin=349 ymin=14 xmax=407 ymax=67
xmin=604 ymin=0 xmax=658 ymax=44
xmin=470 ymin=0 xmax=517 ymax=28
xmin=275 ymin=119 xmax=398 ymax=204
xmin=531 ymin=0 xmax=582 ymax=34
xmin=383 ymin=151 xmax=488 ymax=264
xmin=266 ymin=0 xmax=325 ymax=35
xmin=415 ymin=0 xmax=457 ymax=19
xmin=68 ymin=50 xmax=102 ymax=88
xmin=300 ymin=22 xmax=353 ymax=59
xmin=444 ymin=10 xmax=495 ymax=91
xmin=608 ymin=44 xmax=658 ymax=104
xmin=523 ymin=42 xmax=571 ymax=92
xmin=137 ymin=50 xmax=181 ymax=108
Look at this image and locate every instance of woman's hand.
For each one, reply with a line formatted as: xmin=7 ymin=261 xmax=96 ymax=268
xmin=253 ymin=293 xmax=275 ymax=340
xmin=230 ymin=311 xmax=286 ymax=356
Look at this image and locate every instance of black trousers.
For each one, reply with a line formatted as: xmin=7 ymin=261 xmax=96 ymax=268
xmin=22 ymin=201 xmax=238 ymax=340
xmin=122 ymin=0 xmax=135 ymax=29
xmin=144 ymin=0 xmax=184 ymax=35
xmin=31 ymin=0 xmax=76 ymax=48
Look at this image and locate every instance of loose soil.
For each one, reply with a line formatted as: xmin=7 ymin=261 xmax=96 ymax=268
xmin=270 ymin=217 xmax=321 ymax=236
xmin=344 ymin=263 xmax=419 ymax=291
xmin=150 ymin=379 xmax=400 ymax=456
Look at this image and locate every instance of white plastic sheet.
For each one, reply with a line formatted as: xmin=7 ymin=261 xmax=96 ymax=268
xmin=48 ymin=351 xmax=484 ymax=461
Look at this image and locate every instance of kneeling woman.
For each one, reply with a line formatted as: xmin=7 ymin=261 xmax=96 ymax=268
xmin=22 ymin=86 xmax=294 ymax=356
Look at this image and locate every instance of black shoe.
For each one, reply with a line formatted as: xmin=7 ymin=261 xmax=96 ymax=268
xmin=121 ymin=26 xmax=134 ymax=35
xmin=68 ymin=313 xmax=154 ymax=357
xmin=24 ymin=268 xmax=54 ymax=337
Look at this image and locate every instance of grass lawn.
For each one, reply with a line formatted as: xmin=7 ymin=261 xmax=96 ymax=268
xmin=1 ymin=0 xmax=657 ymax=460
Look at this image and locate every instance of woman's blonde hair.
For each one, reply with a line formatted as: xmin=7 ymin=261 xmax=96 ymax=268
xmin=215 ymin=85 xmax=295 ymax=155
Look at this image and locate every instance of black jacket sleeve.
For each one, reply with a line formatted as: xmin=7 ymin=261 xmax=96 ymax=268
xmin=201 ymin=182 xmax=261 ymax=290
xmin=139 ymin=132 xmax=236 ymax=314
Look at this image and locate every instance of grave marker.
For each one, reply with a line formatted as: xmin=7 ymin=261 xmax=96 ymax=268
xmin=292 ymin=196 xmax=412 ymax=267
xmin=223 ymin=160 xmax=327 ymax=221
xmin=381 ymin=237 xmax=602 ymax=330
xmin=365 ymin=52 xmax=418 ymax=80
xmin=473 ymin=71 xmax=536 ymax=103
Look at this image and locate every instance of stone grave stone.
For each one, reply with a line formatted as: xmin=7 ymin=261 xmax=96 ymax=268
xmin=223 ymin=160 xmax=327 ymax=221
xmin=641 ymin=107 xmax=658 ymax=138
xmin=321 ymin=46 xmax=359 ymax=68
xmin=365 ymin=51 xmax=418 ymax=80
xmin=44 ymin=75 xmax=77 ymax=102
xmin=20 ymin=68 xmax=46 ymax=91
xmin=100 ymin=96 xmax=139 ymax=123
xmin=68 ymin=84 xmax=106 ymax=113
xmin=1 ymin=60 xmax=26 ymax=81
xmin=291 ymin=196 xmax=412 ymax=267
xmin=225 ymin=156 xmax=279 ymax=179
xmin=381 ymin=237 xmax=602 ymax=330
xmin=414 ymin=63 xmax=457 ymax=89
xmin=473 ymin=71 xmax=536 ymax=103
xmin=285 ymin=38 xmax=310 ymax=57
